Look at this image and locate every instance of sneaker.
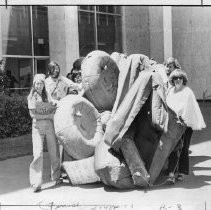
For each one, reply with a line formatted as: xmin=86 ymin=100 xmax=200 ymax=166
xmin=177 ymin=173 xmax=185 ymax=181
xmin=166 ymin=173 xmax=175 ymax=185
xmin=32 ymin=186 xmax=41 ymax=193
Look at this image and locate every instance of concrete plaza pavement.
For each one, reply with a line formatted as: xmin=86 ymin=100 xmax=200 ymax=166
xmin=0 ymin=102 xmax=211 ymax=210
xmin=0 ymin=133 xmax=211 ymax=210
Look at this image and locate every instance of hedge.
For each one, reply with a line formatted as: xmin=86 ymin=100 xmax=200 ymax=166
xmin=0 ymin=94 xmax=32 ymax=139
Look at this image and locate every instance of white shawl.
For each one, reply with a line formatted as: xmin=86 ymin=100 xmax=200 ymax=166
xmin=166 ymin=86 xmax=206 ymax=130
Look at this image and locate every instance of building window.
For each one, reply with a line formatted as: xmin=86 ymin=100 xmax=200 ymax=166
xmin=32 ymin=6 xmax=49 ymax=56
xmin=78 ymin=6 xmax=122 ymax=57
xmin=1 ymin=6 xmax=32 ymax=55
xmin=5 ymin=58 xmax=32 ymax=95
xmin=1 ymin=6 xmax=49 ymax=95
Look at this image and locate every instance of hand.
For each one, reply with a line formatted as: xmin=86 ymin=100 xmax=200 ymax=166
xmin=50 ymin=113 xmax=55 ymax=120
xmin=50 ymin=101 xmax=57 ymax=107
xmin=40 ymin=108 xmax=47 ymax=114
xmin=176 ymin=115 xmax=185 ymax=126
xmin=50 ymin=100 xmax=58 ymax=107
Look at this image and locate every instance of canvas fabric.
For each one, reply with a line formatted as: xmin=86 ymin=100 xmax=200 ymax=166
xmin=100 ymin=54 xmax=185 ymax=186
xmin=81 ymin=50 xmax=119 ymax=111
xmin=54 ymin=95 xmax=103 ymax=159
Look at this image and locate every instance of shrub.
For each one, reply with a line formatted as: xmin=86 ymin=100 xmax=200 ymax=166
xmin=0 ymin=94 xmax=32 ymax=139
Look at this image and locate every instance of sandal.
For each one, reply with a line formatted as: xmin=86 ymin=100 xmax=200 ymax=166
xmin=166 ymin=173 xmax=176 ymax=185
xmin=55 ymin=178 xmax=63 ymax=185
xmin=177 ymin=173 xmax=185 ymax=181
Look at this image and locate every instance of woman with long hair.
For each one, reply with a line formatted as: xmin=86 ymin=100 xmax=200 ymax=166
xmin=28 ymin=74 xmax=61 ymax=192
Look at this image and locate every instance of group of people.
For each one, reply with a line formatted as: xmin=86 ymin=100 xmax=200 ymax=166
xmin=161 ymin=57 xmax=206 ymax=184
xmin=27 ymin=60 xmax=83 ymax=192
xmin=27 ymin=55 xmax=206 ymax=192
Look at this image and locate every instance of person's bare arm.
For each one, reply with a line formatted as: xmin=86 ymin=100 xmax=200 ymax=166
xmin=63 ymin=76 xmax=81 ymax=91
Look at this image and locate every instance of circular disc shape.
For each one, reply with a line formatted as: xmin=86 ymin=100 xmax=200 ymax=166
xmin=54 ymin=95 xmax=103 ymax=159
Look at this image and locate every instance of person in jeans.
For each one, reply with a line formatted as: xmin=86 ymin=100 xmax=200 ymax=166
xmin=28 ymin=74 xmax=61 ymax=192
xmin=45 ymin=61 xmax=83 ymax=180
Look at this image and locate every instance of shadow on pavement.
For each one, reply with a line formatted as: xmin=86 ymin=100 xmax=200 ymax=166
xmin=77 ymin=182 xmax=104 ymax=189
xmin=41 ymin=182 xmax=72 ymax=192
xmin=179 ymin=155 xmax=211 ymax=189
xmin=0 ymin=102 xmax=210 ymax=196
xmin=190 ymin=155 xmax=211 ymax=166
xmin=154 ymin=155 xmax=211 ymax=190
xmin=104 ymin=185 xmax=135 ymax=193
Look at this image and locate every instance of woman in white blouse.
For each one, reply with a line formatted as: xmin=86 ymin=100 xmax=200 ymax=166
xmin=166 ymin=69 xmax=206 ymax=184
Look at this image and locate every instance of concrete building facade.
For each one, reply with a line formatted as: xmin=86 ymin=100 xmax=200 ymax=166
xmin=0 ymin=6 xmax=211 ymax=99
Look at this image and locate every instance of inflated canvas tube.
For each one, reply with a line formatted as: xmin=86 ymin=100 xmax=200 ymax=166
xmin=110 ymin=52 xmax=127 ymax=69
xmin=54 ymin=95 xmax=103 ymax=160
xmin=62 ymin=156 xmax=100 ymax=185
xmin=149 ymin=108 xmax=186 ymax=184
xmin=104 ymin=70 xmax=153 ymax=148
xmin=100 ymin=111 xmax=112 ymax=131
xmin=121 ymin=138 xmax=150 ymax=188
xmin=94 ymin=140 xmax=135 ymax=189
xmin=150 ymin=72 xmax=169 ymax=133
xmin=81 ymin=50 xmax=119 ymax=111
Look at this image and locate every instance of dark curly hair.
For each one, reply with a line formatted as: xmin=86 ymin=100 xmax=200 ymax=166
xmin=72 ymin=57 xmax=84 ymax=70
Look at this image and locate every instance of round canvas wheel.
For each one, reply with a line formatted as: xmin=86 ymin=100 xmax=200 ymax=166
xmin=54 ymin=95 xmax=103 ymax=159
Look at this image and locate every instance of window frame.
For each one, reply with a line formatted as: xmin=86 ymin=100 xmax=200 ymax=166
xmin=78 ymin=5 xmax=122 ymax=54
xmin=0 ymin=6 xmax=50 ymax=77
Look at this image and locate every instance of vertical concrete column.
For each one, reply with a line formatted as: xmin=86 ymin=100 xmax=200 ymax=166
xmin=121 ymin=6 xmax=127 ymax=54
xmin=64 ymin=6 xmax=80 ymax=74
xmin=123 ymin=6 xmax=150 ymax=56
xmin=48 ymin=6 xmax=79 ymax=76
xmin=163 ymin=6 xmax=173 ymax=60
xmin=0 ymin=7 xmax=3 ymax=58
xmin=149 ymin=6 xmax=164 ymax=63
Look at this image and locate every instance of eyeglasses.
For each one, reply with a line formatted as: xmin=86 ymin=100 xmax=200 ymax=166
xmin=173 ymin=76 xmax=183 ymax=80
